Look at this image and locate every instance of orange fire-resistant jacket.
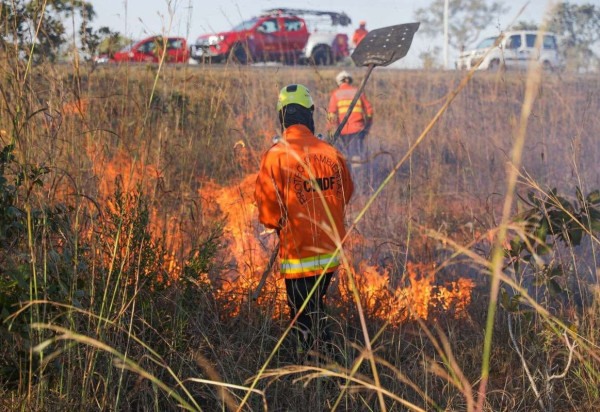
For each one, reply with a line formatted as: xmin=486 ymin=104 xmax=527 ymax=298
xmin=328 ymin=83 xmax=373 ymax=136
xmin=352 ymin=27 xmax=368 ymax=47
xmin=255 ymin=124 xmax=354 ymax=279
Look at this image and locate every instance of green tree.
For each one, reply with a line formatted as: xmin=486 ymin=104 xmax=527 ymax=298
xmin=414 ymin=0 xmax=509 ymax=51
xmin=25 ymin=0 xmax=96 ymax=62
xmin=0 ymin=1 xmax=28 ymax=45
xmin=1 ymin=0 xmax=96 ymax=62
xmin=1 ymin=0 xmax=124 ymax=64
xmin=80 ymin=26 xmax=125 ymax=61
xmin=97 ymin=31 xmax=130 ymax=56
xmin=547 ymin=2 xmax=600 ymax=72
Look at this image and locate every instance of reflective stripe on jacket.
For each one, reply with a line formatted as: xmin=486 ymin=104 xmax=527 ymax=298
xmin=327 ymin=83 xmax=373 ymax=135
xmin=254 ymin=124 xmax=354 ymax=279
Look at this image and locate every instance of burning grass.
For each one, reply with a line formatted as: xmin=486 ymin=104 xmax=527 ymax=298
xmin=0 ymin=60 xmax=599 ymax=411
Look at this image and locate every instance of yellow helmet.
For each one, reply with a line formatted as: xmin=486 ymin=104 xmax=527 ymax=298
xmin=276 ymin=84 xmax=314 ymax=112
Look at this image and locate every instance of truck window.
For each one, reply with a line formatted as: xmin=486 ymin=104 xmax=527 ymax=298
xmin=167 ymin=39 xmax=182 ymax=50
xmin=526 ymin=34 xmax=537 ymax=48
xmin=258 ymin=19 xmax=279 ymax=34
xmin=543 ymin=35 xmax=557 ymax=50
xmin=476 ymin=37 xmax=496 ymax=49
xmin=284 ymin=19 xmax=302 ymax=32
xmin=232 ymin=18 xmax=258 ymax=31
xmin=507 ymin=35 xmax=521 ymax=49
xmin=138 ymin=40 xmax=156 ymax=54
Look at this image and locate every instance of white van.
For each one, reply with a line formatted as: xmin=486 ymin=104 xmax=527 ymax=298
xmin=455 ymin=30 xmax=562 ymax=71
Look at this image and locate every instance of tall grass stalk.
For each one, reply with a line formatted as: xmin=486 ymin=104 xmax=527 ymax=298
xmin=477 ymin=46 xmax=545 ymax=412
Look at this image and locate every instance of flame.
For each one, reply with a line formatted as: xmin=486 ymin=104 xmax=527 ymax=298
xmin=54 ymin=138 xmax=475 ymax=321
xmin=198 ymin=173 xmax=286 ymax=314
xmin=341 ymin=261 xmax=475 ymax=324
xmin=209 ymin=173 xmax=267 ymax=273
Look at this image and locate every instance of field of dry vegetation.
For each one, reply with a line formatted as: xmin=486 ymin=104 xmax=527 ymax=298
xmin=0 ymin=58 xmax=599 ymax=411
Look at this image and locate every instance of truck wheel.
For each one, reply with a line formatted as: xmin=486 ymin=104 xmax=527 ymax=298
xmin=310 ymin=45 xmax=332 ymax=66
xmin=194 ymin=56 xmax=218 ymax=64
xmin=542 ymin=61 xmax=554 ymax=72
xmin=283 ymin=52 xmax=298 ymax=66
xmin=228 ymin=44 xmax=249 ymax=64
xmin=488 ymin=59 xmax=502 ymax=72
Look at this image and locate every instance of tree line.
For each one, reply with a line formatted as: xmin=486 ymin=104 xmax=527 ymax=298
xmin=0 ymin=0 xmax=123 ymax=63
xmin=1 ymin=0 xmax=599 ymax=70
xmin=416 ymin=0 xmax=599 ymax=71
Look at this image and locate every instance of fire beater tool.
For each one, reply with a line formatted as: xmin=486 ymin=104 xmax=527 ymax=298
xmin=329 ymin=22 xmax=420 ymax=146
xmin=251 ymin=239 xmax=280 ymax=301
xmin=252 ymin=23 xmax=419 ymax=301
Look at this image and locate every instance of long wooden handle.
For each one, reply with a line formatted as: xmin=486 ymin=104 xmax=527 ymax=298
xmin=251 ymin=241 xmax=280 ymax=301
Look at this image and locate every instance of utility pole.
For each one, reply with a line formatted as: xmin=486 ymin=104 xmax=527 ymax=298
xmin=443 ymin=0 xmax=449 ymax=69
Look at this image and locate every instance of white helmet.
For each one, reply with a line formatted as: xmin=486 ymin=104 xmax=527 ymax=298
xmin=335 ymin=70 xmax=352 ymax=86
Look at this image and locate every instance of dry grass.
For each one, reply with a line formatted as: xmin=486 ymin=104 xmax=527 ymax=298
xmin=0 ymin=54 xmax=599 ymax=411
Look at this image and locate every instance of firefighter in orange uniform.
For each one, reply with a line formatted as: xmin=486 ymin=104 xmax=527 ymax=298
xmin=255 ymin=84 xmax=354 ymax=361
xmin=328 ymin=70 xmax=373 ymax=163
xmin=352 ymin=20 xmax=368 ymax=48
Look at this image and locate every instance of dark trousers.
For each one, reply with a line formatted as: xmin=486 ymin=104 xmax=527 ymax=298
xmin=335 ymin=130 xmax=366 ymax=160
xmin=336 ymin=130 xmax=369 ymax=192
xmin=285 ymin=272 xmax=334 ymax=354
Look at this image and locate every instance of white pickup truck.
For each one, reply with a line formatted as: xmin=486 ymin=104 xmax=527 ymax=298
xmin=456 ymin=30 xmax=563 ymax=71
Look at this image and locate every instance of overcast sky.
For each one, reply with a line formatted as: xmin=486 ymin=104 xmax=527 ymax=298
xmin=87 ymin=0 xmax=575 ymax=67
